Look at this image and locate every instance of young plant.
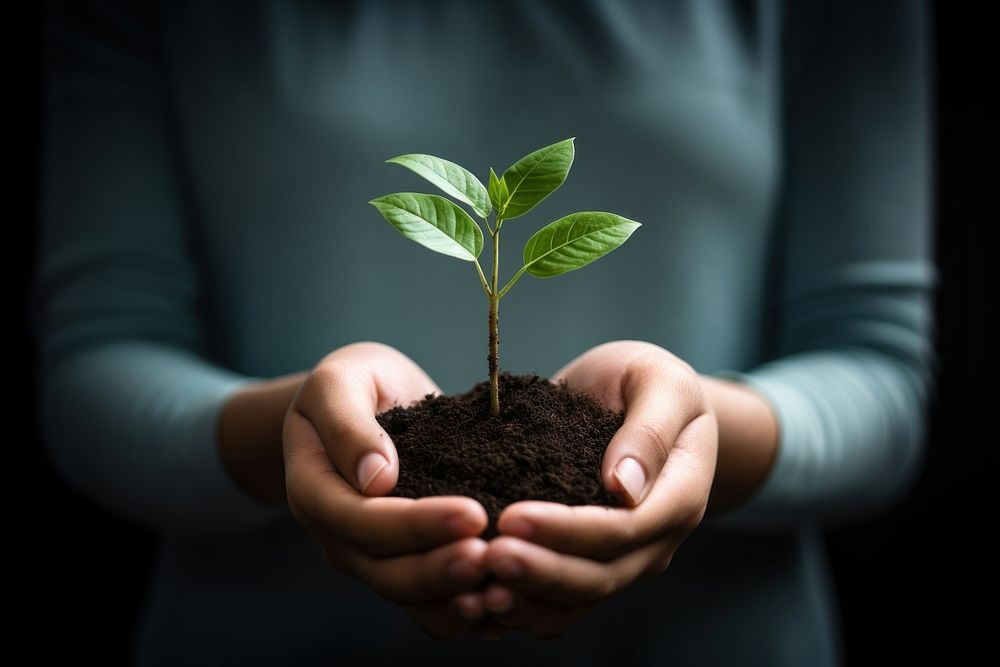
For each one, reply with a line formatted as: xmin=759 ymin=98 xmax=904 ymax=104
xmin=369 ymin=138 xmax=640 ymax=417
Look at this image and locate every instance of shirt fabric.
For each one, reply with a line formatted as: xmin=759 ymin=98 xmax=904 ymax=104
xmin=35 ymin=1 xmax=933 ymax=665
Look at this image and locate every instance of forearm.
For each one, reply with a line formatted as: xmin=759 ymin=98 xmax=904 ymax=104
xmin=699 ymin=376 xmax=778 ymax=514
xmin=38 ymin=342 xmax=292 ymax=532
xmin=218 ymin=371 xmax=308 ymax=504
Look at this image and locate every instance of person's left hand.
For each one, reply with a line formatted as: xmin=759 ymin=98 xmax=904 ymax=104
xmin=478 ymin=340 xmax=718 ymax=640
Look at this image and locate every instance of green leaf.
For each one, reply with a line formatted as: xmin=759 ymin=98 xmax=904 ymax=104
xmin=386 ymin=154 xmax=492 ymax=218
xmin=522 ymin=212 xmax=641 ymax=277
xmin=369 ymin=193 xmax=484 ymax=261
xmin=500 ymin=137 xmax=575 ymax=219
xmin=498 ymin=174 xmax=509 ymax=209
xmin=488 ymin=167 xmax=505 ymax=211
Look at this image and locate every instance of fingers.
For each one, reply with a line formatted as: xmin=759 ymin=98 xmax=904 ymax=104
xmin=315 ymin=475 xmax=488 ymax=556
xmin=347 ymin=495 xmax=487 ymax=556
xmin=497 ymin=414 xmax=717 ymax=559
xmin=484 ymin=536 xmax=673 ymax=605
xmin=330 ymin=537 xmax=488 ymax=606
xmin=285 ymin=410 xmax=487 ymax=556
xmin=404 ymin=592 xmax=487 ymax=641
xmin=293 ymin=342 xmax=441 ymax=497
xmin=483 ymin=584 xmax=589 ymax=640
xmin=496 ymin=502 xmax=667 ymax=560
xmin=284 ymin=343 xmax=507 ymax=642
xmin=295 ymin=362 xmax=399 ymax=496
xmin=487 ymin=416 xmax=716 ymax=612
xmin=601 ymin=359 xmax=704 ymax=506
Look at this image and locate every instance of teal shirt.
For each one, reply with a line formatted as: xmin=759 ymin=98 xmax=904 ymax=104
xmin=35 ymin=1 xmax=933 ymax=664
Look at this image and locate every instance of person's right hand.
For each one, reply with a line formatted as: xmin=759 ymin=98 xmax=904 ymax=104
xmin=283 ymin=342 xmax=491 ymax=639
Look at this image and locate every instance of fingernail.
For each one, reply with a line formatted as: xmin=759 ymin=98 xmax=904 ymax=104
xmin=447 ymin=558 xmax=480 ymax=584
xmin=501 ymin=518 xmax=534 ymax=539
xmin=494 ymin=557 xmax=524 ymax=579
xmin=614 ymin=457 xmax=647 ymax=505
xmin=356 ymin=452 xmax=388 ymax=494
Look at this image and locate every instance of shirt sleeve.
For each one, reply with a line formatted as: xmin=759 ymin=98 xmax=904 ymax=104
xmin=713 ymin=1 xmax=935 ymax=529
xmin=32 ymin=0 xmax=285 ymax=534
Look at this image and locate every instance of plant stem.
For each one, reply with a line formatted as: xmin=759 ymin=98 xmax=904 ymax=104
xmin=489 ymin=217 xmax=502 ymax=416
xmin=474 ymin=258 xmax=491 ymax=297
xmin=498 ymin=265 xmax=528 ymax=298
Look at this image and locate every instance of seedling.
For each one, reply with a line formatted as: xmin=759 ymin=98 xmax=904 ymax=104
xmin=370 ymin=138 xmax=640 ymax=416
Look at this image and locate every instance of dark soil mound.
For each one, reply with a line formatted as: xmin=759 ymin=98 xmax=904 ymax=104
xmin=377 ymin=372 xmax=625 ymax=534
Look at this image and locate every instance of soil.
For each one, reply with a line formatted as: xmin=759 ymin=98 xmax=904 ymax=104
xmin=376 ymin=372 xmax=625 ymax=535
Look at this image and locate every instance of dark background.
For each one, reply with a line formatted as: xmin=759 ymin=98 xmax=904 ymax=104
xmin=17 ymin=2 xmax=995 ymax=663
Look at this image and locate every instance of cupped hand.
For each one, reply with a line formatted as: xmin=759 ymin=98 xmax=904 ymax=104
xmin=283 ymin=342 xmax=491 ymax=639
xmin=481 ymin=340 xmax=718 ymax=639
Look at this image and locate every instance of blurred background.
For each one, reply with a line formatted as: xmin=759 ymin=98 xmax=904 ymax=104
xmin=15 ymin=2 xmax=995 ymax=662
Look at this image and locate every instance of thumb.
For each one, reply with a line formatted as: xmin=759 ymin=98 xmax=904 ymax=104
xmin=322 ymin=401 xmax=399 ymax=497
xmin=602 ymin=368 xmax=702 ymax=506
xmin=296 ymin=366 xmax=399 ymax=497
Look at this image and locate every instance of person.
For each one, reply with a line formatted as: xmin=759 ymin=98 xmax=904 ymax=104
xmin=33 ymin=1 xmax=933 ymax=664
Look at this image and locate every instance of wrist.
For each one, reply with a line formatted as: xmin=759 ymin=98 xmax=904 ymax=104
xmin=218 ymin=372 xmax=308 ymax=505
xmin=699 ymin=375 xmax=779 ymax=514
